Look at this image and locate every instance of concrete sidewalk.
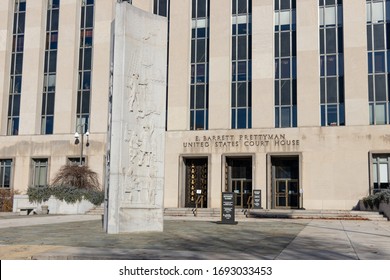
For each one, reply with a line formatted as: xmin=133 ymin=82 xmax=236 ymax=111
xmin=0 ymin=214 xmax=389 ymax=260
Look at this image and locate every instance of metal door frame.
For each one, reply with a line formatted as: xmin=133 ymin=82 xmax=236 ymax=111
xmin=267 ymin=153 xmax=302 ymax=210
xmin=273 ymin=178 xmax=299 ymax=208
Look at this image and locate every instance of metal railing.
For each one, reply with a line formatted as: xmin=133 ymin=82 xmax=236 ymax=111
xmin=193 ymin=195 xmax=204 ymax=217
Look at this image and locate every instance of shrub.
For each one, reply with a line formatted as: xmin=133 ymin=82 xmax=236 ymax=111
xmin=82 ymin=189 xmax=105 ymax=206
xmin=362 ymin=190 xmax=390 ymax=209
xmin=27 ymin=185 xmax=51 ymax=204
xmin=51 ymin=185 xmax=83 ymax=204
xmin=26 ymin=165 xmax=104 ymax=206
xmin=0 ymin=189 xmax=20 ymax=212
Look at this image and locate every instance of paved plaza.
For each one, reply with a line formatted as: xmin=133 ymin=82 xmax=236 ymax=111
xmin=0 ymin=214 xmax=389 ymax=260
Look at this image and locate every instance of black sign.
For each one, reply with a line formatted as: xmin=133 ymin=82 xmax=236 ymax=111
xmin=253 ymin=190 xmax=262 ymax=209
xmin=218 ymin=192 xmax=237 ymax=225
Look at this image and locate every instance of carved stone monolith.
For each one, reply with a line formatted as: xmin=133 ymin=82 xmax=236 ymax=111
xmin=106 ymin=3 xmax=167 ymax=233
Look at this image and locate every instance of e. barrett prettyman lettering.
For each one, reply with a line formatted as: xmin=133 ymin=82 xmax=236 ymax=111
xmin=183 ymin=133 xmax=300 ymax=149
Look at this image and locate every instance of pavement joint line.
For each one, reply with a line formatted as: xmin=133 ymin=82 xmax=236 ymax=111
xmin=273 ymin=218 xmax=311 ymax=260
xmin=340 ymin=220 xmax=360 ymax=260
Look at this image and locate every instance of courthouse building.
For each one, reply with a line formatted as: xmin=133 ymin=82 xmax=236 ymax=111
xmin=1 ymin=0 xmax=390 ymax=212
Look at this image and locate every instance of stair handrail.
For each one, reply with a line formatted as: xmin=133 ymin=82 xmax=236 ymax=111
xmin=194 ymin=195 xmax=204 ymax=217
xmin=246 ymin=195 xmax=253 ymax=217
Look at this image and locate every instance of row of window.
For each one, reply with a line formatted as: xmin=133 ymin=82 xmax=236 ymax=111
xmin=0 ymin=157 xmax=85 ymax=189
xmin=188 ymin=0 xmax=390 ymax=130
xmin=7 ymin=0 xmax=94 ymax=136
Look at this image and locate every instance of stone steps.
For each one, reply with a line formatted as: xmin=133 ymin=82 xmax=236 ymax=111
xmin=85 ymin=207 xmax=388 ymax=221
xmin=164 ymin=208 xmax=389 ymax=221
xmin=85 ymin=206 xmax=104 ymax=215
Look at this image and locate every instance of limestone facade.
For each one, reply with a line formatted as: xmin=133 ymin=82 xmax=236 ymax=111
xmin=0 ymin=0 xmax=389 ymax=212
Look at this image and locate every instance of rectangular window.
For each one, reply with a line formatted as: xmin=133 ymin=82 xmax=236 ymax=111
xmin=367 ymin=0 xmax=390 ymax=125
xmin=76 ymin=0 xmax=94 ymax=132
xmin=190 ymin=0 xmax=209 ymax=130
xmin=0 ymin=160 xmax=13 ymax=189
xmin=274 ymin=0 xmax=296 ymax=128
xmin=32 ymin=159 xmax=49 ymax=187
xmin=372 ymin=154 xmax=390 ymax=193
xmin=41 ymin=0 xmax=60 ymax=134
xmin=67 ymin=157 xmax=86 ymax=166
xmin=153 ymin=0 xmax=169 ymax=17
xmin=232 ymin=0 xmax=252 ymax=129
xmin=320 ymin=1 xmax=345 ymax=126
xmin=7 ymin=0 xmax=26 ymax=135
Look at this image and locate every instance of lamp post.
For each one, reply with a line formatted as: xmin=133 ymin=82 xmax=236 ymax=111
xmin=74 ymin=124 xmax=90 ymax=166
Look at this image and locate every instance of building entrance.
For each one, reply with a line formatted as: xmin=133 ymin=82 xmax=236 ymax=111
xmin=226 ymin=157 xmax=252 ymax=208
xmin=184 ymin=158 xmax=208 ymax=208
xmin=271 ymin=156 xmax=300 ymax=209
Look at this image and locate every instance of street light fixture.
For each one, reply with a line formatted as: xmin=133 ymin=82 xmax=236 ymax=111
xmin=74 ymin=124 xmax=90 ymax=166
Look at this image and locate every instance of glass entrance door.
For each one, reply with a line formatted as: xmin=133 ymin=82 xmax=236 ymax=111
xmin=275 ymin=179 xmax=299 ymax=208
xmin=271 ymin=156 xmax=300 ymax=209
xmin=232 ymin=179 xmax=252 ymax=208
xmin=226 ymin=157 xmax=253 ymax=208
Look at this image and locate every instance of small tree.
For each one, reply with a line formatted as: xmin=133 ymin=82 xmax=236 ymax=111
xmin=51 ymin=165 xmax=100 ymax=191
xmin=50 ymin=165 xmax=104 ymax=205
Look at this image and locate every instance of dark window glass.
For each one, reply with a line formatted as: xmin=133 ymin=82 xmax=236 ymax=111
xmin=375 ymin=51 xmax=386 ymax=73
xmin=281 ymin=58 xmax=290 ymax=78
xmin=326 ymin=28 xmax=336 ymax=53
xmin=15 ymin=53 xmax=23 ymax=74
xmin=327 ymin=105 xmax=338 ymax=125
xmin=281 ymin=32 xmax=290 ymax=57
xmin=321 ymin=78 xmax=326 ymax=103
xmin=237 ymin=108 xmax=247 ymax=128
xmin=12 ymin=95 xmax=21 ymax=116
xmin=281 ymin=80 xmax=291 ymax=105
xmin=85 ymin=6 xmax=94 ymax=28
xmin=320 ymin=29 xmax=325 ymax=54
xmin=18 ymin=13 xmax=25 ymax=33
xmin=82 ymin=92 xmax=90 ymax=113
xmin=280 ymin=0 xmax=290 ymax=10
xmin=49 ymin=51 xmax=57 ymax=72
xmin=238 ymin=0 xmax=247 ymax=14
xmin=368 ymin=26 xmax=373 ymax=51
xmin=46 ymin=92 xmax=55 ymax=115
xmin=197 ymin=39 xmax=205 ymax=62
xmin=327 ymin=77 xmax=337 ymax=103
xmin=375 ymin=74 xmax=387 ymax=101
xmin=237 ymin=83 xmax=247 ymax=107
xmin=51 ymin=10 xmax=59 ymax=30
xmin=327 ymin=55 xmax=337 ymax=76
xmin=237 ymin=36 xmax=247 ymax=59
xmin=196 ymin=111 xmax=205 ymax=129
xmin=191 ymin=40 xmax=195 ymax=63
xmin=197 ymin=64 xmax=205 ymax=82
xmin=83 ymin=48 xmax=92 ymax=70
xmin=198 ymin=0 xmax=206 ymax=17
xmin=369 ymin=75 xmax=374 ymax=101
xmin=196 ymin=85 xmax=205 ymax=108
xmin=338 ymin=27 xmax=343 ymax=53
xmin=374 ymin=24 xmax=385 ymax=50
xmin=281 ymin=107 xmax=290 ymax=127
